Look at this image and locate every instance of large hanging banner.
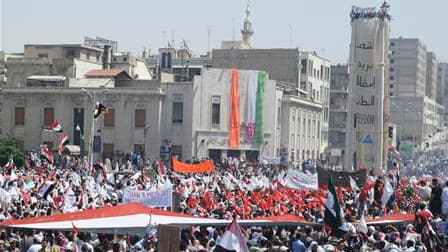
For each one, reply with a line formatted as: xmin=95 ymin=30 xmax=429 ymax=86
xmin=229 ymin=68 xmax=241 ymax=148
xmin=279 ymin=169 xmax=318 ymax=191
xmin=123 ymin=187 xmax=172 ymax=208
xmin=172 ymin=158 xmax=214 ymax=173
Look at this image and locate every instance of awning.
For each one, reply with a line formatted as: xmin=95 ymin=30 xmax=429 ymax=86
xmin=64 ymin=145 xmax=80 ymax=155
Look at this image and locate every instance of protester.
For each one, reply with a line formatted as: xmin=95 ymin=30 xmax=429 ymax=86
xmin=0 ymin=150 xmax=446 ymax=251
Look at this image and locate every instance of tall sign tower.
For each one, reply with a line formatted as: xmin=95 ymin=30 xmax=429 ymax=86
xmin=344 ymin=3 xmax=391 ymax=174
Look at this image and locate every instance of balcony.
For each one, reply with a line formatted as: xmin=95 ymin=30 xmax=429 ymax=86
xmin=329 ymin=122 xmax=347 ymax=131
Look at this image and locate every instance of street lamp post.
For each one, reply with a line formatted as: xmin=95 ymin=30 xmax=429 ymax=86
xmin=82 ymin=88 xmax=96 ymax=169
xmin=75 ymin=124 xmax=85 ymax=157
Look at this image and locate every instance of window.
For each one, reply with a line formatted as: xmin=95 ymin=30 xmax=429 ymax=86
xmin=389 ymin=92 xmax=394 ymax=96
xmin=390 ymin=76 xmax=395 ymax=80
xmin=172 ymin=95 xmax=183 ymax=123
xmin=390 ymin=67 xmax=394 ymax=72
xmin=320 ymin=65 xmax=323 ymax=79
xmin=172 ymin=145 xmax=182 ymax=159
xmin=390 ymin=85 xmax=394 ymax=89
xmin=301 ymin=59 xmax=307 ymax=73
xmin=390 ymin=42 xmax=395 ymax=47
xmin=135 ymin=109 xmax=146 ymax=127
xmin=104 ymin=108 xmax=115 ymax=127
xmin=113 ymin=57 xmax=117 ymax=62
xmin=103 ymin=144 xmax=114 ymax=156
xmin=38 ymin=53 xmax=48 ymax=58
xmin=390 ymin=59 xmax=395 ymax=64
xmin=86 ymin=52 xmax=90 ymax=60
xmin=123 ymin=57 xmax=127 ymax=61
xmin=211 ymin=96 xmax=221 ymax=125
xmin=43 ymin=107 xmax=54 ymax=127
xmin=313 ymin=69 xmax=316 ymax=78
xmin=15 ymin=107 xmax=25 ymax=125
xmin=134 ymin=144 xmax=145 ymax=154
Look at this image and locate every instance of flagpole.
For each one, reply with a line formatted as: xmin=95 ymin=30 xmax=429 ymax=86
xmin=90 ymin=89 xmax=96 ymax=169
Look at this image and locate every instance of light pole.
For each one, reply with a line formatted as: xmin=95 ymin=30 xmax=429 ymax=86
xmin=81 ymin=88 xmax=96 ymax=169
xmin=75 ymin=124 xmax=85 ymax=157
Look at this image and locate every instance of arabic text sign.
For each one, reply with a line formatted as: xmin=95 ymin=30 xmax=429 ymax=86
xmin=284 ymin=170 xmax=318 ymax=191
xmin=123 ymin=187 xmax=172 ymax=208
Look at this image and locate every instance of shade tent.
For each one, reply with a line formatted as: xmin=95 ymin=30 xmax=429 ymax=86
xmin=0 ymin=203 xmax=415 ymax=234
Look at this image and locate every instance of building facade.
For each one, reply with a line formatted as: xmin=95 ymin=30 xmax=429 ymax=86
xmin=389 ymin=38 xmax=427 ymax=97
xmin=437 ymin=63 xmax=448 ymax=126
xmin=329 ymin=64 xmax=349 ymax=167
xmin=426 ymin=52 xmax=438 ymax=99
xmin=1 ymin=80 xmax=164 ymax=160
xmin=390 ymin=96 xmax=443 ymax=147
xmin=345 ymin=5 xmax=390 ymax=172
xmin=212 ymin=48 xmax=331 ymax=160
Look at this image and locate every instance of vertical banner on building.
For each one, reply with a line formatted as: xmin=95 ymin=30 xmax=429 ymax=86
xmin=246 ymin=71 xmax=258 ymax=141
xmin=255 ymin=71 xmax=267 ymax=145
xmin=346 ymin=5 xmax=390 ymax=173
xmin=229 ymin=68 xmax=241 ymax=148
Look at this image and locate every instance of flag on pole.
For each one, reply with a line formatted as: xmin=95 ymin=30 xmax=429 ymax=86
xmin=94 ymin=102 xmax=108 ymax=119
xmin=381 ymin=179 xmax=394 ymax=206
xmin=217 ymin=218 xmax=249 ymax=252
xmin=3 ymin=156 xmax=15 ymax=169
xmin=43 ymin=120 xmax=63 ymax=133
xmin=350 ymin=176 xmax=360 ymax=192
xmin=72 ymin=221 xmax=80 ymax=233
xmin=58 ymin=132 xmax=70 ymax=153
xmin=358 ymin=212 xmax=368 ymax=234
xmin=324 ymin=176 xmax=345 ymax=235
xmin=40 ymin=147 xmax=54 ymax=164
xmin=38 ymin=181 xmax=55 ymax=199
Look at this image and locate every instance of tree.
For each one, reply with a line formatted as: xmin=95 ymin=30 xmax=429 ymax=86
xmin=0 ymin=137 xmax=26 ymax=168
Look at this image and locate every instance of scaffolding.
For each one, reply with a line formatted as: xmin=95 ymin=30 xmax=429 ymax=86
xmin=84 ymin=37 xmax=118 ymax=53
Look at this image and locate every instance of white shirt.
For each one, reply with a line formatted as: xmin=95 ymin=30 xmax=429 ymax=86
xmin=26 ymin=244 xmax=42 ymax=252
xmin=441 ymin=187 xmax=448 ymax=211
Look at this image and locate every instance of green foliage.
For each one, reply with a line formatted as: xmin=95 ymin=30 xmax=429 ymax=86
xmin=0 ymin=137 xmax=26 ymax=168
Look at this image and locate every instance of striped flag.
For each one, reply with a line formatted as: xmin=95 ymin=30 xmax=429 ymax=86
xmin=58 ymin=132 xmax=70 ymax=153
xmin=43 ymin=120 xmax=63 ymax=133
xmin=324 ymin=176 xmax=346 ymax=236
xmin=94 ymin=102 xmax=108 ymax=119
xmin=217 ymin=218 xmax=249 ymax=252
xmin=40 ymin=147 xmax=54 ymax=164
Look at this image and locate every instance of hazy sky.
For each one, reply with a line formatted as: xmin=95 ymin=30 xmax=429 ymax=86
xmin=1 ymin=0 xmax=447 ymax=63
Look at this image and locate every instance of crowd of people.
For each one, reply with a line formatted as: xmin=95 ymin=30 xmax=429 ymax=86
xmin=0 ymin=152 xmax=447 ymax=251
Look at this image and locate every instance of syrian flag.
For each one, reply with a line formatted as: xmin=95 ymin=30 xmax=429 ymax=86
xmin=217 ymin=218 xmax=249 ymax=252
xmin=358 ymin=212 xmax=368 ymax=234
xmin=350 ymin=176 xmax=360 ymax=192
xmin=381 ymin=179 xmax=394 ymax=206
xmin=72 ymin=221 xmax=80 ymax=233
xmin=158 ymin=160 xmax=166 ymax=176
xmin=58 ymin=132 xmax=70 ymax=153
xmin=94 ymin=102 xmax=108 ymax=119
xmin=324 ymin=177 xmax=346 ymax=236
xmin=38 ymin=181 xmax=55 ymax=199
xmin=40 ymin=147 xmax=54 ymax=164
xmin=3 ymin=157 xmax=15 ymax=169
xmin=43 ymin=120 xmax=63 ymax=133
